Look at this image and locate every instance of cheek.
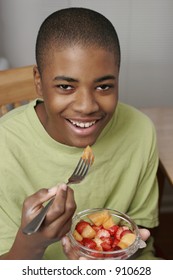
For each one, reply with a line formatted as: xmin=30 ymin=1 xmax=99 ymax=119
xmin=100 ymin=94 xmax=118 ymax=114
xmin=42 ymin=88 xmax=64 ymax=111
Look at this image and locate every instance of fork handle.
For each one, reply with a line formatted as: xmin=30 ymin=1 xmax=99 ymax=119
xmin=22 ymin=198 xmax=54 ymax=235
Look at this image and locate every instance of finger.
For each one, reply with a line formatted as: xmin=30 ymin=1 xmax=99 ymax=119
xmin=139 ymin=228 xmax=150 ymax=241
xmin=45 ymin=184 xmax=68 ymax=223
xmin=23 ymin=186 xmax=59 ymax=215
xmin=61 ymin=236 xmax=88 ymax=260
xmin=61 ymin=236 xmax=78 ymax=260
xmin=49 ymin=217 xmax=73 ymax=241
xmin=41 ymin=187 xmax=76 ymax=238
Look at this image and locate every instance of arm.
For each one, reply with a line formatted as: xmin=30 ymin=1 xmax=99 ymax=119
xmin=0 ymin=184 xmax=76 ymax=260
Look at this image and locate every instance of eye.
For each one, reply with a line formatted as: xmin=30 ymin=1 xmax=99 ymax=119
xmin=58 ymin=84 xmax=73 ymax=90
xmin=96 ymin=84 xmax=114 ymax=91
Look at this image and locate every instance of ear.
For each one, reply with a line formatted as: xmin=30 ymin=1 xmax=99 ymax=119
xmin=33 ymin=65 xmax=43 ymax=98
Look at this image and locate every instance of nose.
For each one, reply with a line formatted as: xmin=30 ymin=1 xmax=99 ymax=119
xmin=73 ymin=90 xmax=99 ymax=115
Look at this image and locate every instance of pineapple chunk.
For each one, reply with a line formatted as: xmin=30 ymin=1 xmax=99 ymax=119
xmin=103 ymin=216 xmax=115 ymax=229
xmin=118 ymin=233 xmax=136 ymax=249
xmin=82 ymin=146 xmax=94 ymax=165
xmin=81 ymin=225 xmax=96 ymax=239
xmin=88 ymin=210 xmax=110 ymax=226
xmin=73 ymin=230 xmax=83 ymax=242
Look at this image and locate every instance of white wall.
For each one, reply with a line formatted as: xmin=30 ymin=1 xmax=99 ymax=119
xmin=0 ymin=0 xmax=70 ymax=67
xmin=0 ymin=0 xmax=173 ymax=107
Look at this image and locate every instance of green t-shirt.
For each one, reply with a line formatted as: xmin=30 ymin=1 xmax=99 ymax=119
xmin=0 ymin=99 xmax=159 ymax=259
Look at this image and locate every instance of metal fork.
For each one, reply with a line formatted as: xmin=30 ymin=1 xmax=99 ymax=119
xmin=22 ymin=156 xmax=92 ymax=235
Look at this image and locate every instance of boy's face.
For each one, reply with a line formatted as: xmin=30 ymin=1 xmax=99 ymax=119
xmin=34 ymin=46 xmax=119 ymax=148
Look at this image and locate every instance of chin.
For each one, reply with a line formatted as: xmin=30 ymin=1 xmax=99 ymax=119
xmin=71 ymin=138 xmax=96 ymax=148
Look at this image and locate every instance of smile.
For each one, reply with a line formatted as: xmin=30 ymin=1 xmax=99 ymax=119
xmin=69 ymin=119 xmax=96 ymax=128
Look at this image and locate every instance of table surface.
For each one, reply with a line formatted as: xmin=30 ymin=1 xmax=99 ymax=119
xmin=141 ymin=107 xmax=173 ymax=185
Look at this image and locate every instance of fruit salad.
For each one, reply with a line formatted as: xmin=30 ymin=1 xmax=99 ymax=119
xmin=73 ymin=209 xmax=136 ymax=254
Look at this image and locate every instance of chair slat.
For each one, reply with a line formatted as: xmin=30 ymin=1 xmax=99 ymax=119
xmin=0 ymin=65 xmax=37 ymax=115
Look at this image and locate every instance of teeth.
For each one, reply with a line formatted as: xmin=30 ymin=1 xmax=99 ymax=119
xmin=70 ymin=120 xmax=96 ymax=128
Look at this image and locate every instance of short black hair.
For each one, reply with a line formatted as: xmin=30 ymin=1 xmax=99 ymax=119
xmin=35 ymin=7 xmax=121 ymax=72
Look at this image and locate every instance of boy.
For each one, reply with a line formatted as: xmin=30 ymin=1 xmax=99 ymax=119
xmin=0 ymin=7 xmax=158 ymax=259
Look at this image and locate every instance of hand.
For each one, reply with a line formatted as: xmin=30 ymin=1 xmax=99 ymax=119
xmin=62 ymin=235 xmax=87 ymax=260
xmin=4 ymin=183 xmax=76 ymax=259
xmin=22 ymin=183 xmax=76 ymax=241
xmin=61 ymin=228 xmax=151 ymax=260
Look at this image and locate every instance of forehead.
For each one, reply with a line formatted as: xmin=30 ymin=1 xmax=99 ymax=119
xmin=42 ymin=45 xmax=119 ymax=76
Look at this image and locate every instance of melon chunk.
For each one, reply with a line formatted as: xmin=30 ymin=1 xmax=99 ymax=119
xmin=103 ymin=216 xmax=115 ymax=229
xmin=73 ymin=230 xmax=83 ymax=242
xmin=118 ymin=233 xmax=136 ymax=249
xmin=81 ymin=224 xmax=96 ymax=239
xmin=88 ymin=210 xmax=110 ymax=226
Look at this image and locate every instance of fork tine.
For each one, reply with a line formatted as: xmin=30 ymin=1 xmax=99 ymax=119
xmin=76 ymin=159 xmax=87 ymax=175
xmin=80 ymin=161 xmax=90 ymax=177
xmin=71 ymin=157 xmax=83 ymax=175
xmin=77 ymin=159 xmax=90 ymax=176
xmin=72 ymin=157 xmax=89 ymax=176
xmin=68 ymin=158 xmax=90 ymax=183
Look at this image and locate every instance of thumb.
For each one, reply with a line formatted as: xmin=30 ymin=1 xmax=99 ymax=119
xmin=61 ymin=236 xmax=77 ymax=260
xmin=139 ymin=228 xmax=150 ymax=241
xmin=61 ymin=236 xmax=88 ymax=260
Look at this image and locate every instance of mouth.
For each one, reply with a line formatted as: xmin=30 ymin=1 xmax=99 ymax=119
xmin=64 ymin=117 xmax=105 ymax=145
xmin=68 ymin=119 xmax=97 ymax=128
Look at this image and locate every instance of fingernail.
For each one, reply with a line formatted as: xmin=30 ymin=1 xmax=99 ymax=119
xmin=61 ymin=236 xmax=67 ymax=246
xmin=48 ymin=186 xmax=58 ymax=194
xmin=59 ymin=183 xmax=68 ymax=191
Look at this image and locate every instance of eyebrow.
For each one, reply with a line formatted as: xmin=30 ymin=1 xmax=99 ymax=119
xmin=94 ymin=75 xmax=116 ymax=83
xmin=53 ymin=76 xmax=79 ymax=82
xmin=53 ymin=74 xmax=116 ymax=83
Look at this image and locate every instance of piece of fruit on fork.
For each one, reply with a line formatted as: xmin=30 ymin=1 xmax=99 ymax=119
xmin=82 ymin=145 xmax=95 ymax=165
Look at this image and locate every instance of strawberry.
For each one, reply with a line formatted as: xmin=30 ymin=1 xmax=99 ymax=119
xmin=100 ymin=236 xmax=113 ymax=246
xmin=112 ymin=245 xmax=121 ymax=251
xmin=112 ymin=237 xmax=120 ymax=249
xmin=91 ymin=251 xmax=104 ymax=258
xmin=91 ymin=245 xmax=104 ymax=258
xmin=75 ymin=220 xmax=90 ymax=234
xmin=82 ymin=238 xmax=97 ymax=249
xmin=115 ymin=226 xmax=129 ymax=240
xmin=108 ymin=225 xmax=119 ymax=236
xmin=96 ymin=229 xmax=110 ymax=239
xmin=92 ymin=225 xmax=103 ymax=232
xmin=93 ymin=237 xmax=103 ymax=250
xmin=101 ymin=241 xmax=112 ymax=251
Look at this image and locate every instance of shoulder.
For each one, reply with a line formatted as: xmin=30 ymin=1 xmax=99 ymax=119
xmin=117 ymin=102 xmax=150 ymax=122
xmin=117 ymin=102 xmax=156 ymax=135
xmin=0 ymin=99 xmax=37 ymax=126
xmin=0 ymin=100 xmax=38 ymax=146
xmin=110 ymin=102 xmax=158 ymax=154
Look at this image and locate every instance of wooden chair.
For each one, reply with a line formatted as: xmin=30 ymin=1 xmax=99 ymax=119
xmin=0 ymin=65 xmax=37 ymax=116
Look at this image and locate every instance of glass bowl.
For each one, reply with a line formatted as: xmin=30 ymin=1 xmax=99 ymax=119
xmin=68 ymin=208 xmax=141 ymax=259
